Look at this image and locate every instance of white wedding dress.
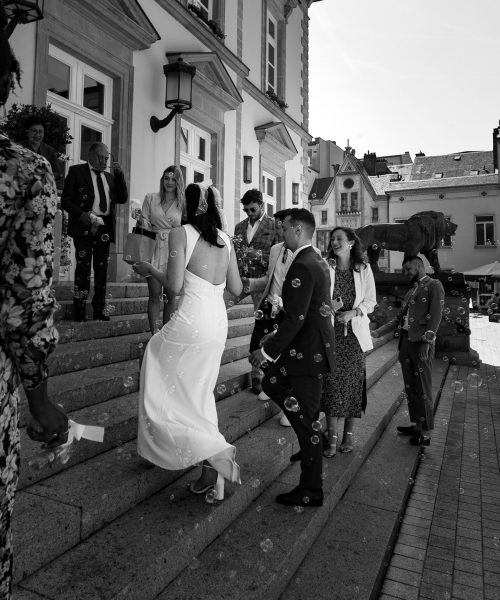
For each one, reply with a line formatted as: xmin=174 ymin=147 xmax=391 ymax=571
xmin=137 ymin=224 xmax=240 ymax=485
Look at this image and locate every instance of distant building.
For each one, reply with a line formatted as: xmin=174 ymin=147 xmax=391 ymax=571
xmin=383 ymin=149 xmax=499 ymax=275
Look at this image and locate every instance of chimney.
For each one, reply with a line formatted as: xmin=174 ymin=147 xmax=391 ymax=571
xmin=363 ymin=152 xmax=377 ymax=176
xmin=493 ymin=124 xmax=500 ymax=173
xmin=415 ymin=150 xmax=425 ymax=157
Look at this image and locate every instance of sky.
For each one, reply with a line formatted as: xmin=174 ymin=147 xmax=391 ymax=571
xmin=308 ymin=0 xmax=500 ymax=159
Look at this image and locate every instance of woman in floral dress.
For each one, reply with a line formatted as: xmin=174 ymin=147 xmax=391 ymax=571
xmin=321 ymin=227 xmax=376 ymax=457
xmin=0 ymin=18 xmax=68 ymax=597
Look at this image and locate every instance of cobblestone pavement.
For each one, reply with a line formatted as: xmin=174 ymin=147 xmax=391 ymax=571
xmin=380 ymin=315 xmax=500 ymax=600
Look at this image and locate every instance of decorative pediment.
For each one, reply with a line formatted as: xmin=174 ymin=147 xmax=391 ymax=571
xmin=167 ymin=52 xmax=242 ymax=111
xmin=338 ymin=152 xmax=360 ymax=175
xmin=95 ymin=0 xmax=160 ymax=48
xmin=254 ymin=122 xmax=297 ymax=161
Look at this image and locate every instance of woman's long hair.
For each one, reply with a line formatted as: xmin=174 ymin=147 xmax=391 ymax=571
xmin=185 ymin=184 xmax=223 ymax=247
xmin=327 ymin=226 xmax=367 ymax=272
xmin=159 ymin=165 xmax=185 ymax=210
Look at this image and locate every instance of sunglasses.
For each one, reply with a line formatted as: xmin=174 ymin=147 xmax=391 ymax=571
xmin=243 ymin=207 xmax=260 ymax=214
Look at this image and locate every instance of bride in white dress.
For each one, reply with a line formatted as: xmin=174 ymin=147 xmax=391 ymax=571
xmin=133 ymin=183 xmax=242 ymax=502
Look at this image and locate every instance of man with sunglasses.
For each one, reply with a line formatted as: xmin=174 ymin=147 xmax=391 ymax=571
xmin=234 ymin=188 xmax=277 ymax=393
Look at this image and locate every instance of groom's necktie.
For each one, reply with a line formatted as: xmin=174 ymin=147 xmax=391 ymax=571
xmin=93 ymin=170 xmax=107 ymax=213
xmin=282 ymin=249 xmax=289 ymax=263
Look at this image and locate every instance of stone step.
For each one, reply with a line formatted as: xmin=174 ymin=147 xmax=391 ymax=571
xmin=18 ymin=357 xmax=254 ymax=487
xmin=153 ymin=356 xmax=412 ymax=600
xmin=53 ymin=282 xmax=149 ymax=300
xmin=13 ymin=389 xmax=281 ymax=584
xmin=55 ymin=313 xmax=254 ymax=345
xmin=47 ymin=330 xmax=252 ymax=377
xmin=14 ymin=340 xmax=399 ymax=598
xmin=280 ymin=364 xmax=447 ymax=600
xmin=54 ymin=296 xmax=255 ymax=321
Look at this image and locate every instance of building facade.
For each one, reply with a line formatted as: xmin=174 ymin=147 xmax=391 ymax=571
xmin=7 ymin=0 xmax=319 ymax=280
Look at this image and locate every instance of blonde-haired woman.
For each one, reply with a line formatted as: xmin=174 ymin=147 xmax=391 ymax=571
xmin=138 ymin=166 xmax=185 ymax=334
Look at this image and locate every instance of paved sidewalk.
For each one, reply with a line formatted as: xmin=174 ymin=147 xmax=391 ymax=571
xmin=379 ymin=315 xmax=500 ymax=600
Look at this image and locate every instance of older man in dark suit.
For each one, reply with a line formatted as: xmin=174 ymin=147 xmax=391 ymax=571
xmin=375 ymin=255 xmax=444 ymax=446
xmin=234 ymin=188 xmax=277 ymax=393
xmin=61 ymin=142 xmax=128 ymax=321
xmin=249 ymin=209 xmax=335 ymax=507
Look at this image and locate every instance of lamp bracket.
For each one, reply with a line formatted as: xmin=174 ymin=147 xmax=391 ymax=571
xmin=150 ymin=107 xmax=183 ymax=133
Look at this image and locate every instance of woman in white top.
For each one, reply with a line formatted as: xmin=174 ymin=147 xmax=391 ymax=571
xmin=321 ymin=227 xmax=377 ymax=457
xmin=133 ymin=184 xmax=242 ymax=502
xmin=138 ymin=166 xmax=185 ymax=334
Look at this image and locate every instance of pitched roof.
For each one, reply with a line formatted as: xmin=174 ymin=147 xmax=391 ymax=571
xmin=411 ymin=151 xmax=494 ymax=180
xmin=368 ymin=174 xmax=395 ymax=196
xmin=388 ymin=173 xmax=498 ymax=191
xmin=309 ymin=177 xmax=334 ymax=201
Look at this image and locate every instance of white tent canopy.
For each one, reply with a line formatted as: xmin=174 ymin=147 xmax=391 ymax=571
xmin=463 ymin=261 xmax=500 ymax=278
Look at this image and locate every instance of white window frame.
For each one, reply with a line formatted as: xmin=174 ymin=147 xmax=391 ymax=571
xmin=192 ymin=0 xmax=212 ymax=20
xmin=441 ymin=215 xmax=454 ymax=248
xmin=262 ymin=171 xmax=276 ymax=216
xmin=266 ymin=13 xmax=277 ymax=93
xmin=47 ymin=45 xmax=113 ymax=167
xmin=475 ymin=215 xmax=496 ymax=247
xmin=180 ymin=120 xmax=212 ymax=185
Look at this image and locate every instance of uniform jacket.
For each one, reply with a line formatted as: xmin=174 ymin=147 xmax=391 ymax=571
xmin=61 ymin=163 xmax=128 ymax=243
xmin=262 ymin=246 xmax=336 ymax=376
xmin=329 ymin=263 xmax=377 ymax=352
xmin=378 ymin=275 xmax=444 ymax=344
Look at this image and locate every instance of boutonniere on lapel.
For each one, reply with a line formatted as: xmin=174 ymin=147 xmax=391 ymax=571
xmin=327 ymin=258 xmax=336 ymax=269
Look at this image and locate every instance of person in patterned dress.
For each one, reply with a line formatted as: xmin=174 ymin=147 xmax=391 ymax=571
xmin=0 ymin=16 xmax=68 ymax=597
xmin=321 ymin=227 xmax=376 ymax=457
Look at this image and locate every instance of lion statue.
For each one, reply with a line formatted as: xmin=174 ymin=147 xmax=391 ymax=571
xmin=356 ymin=211 xmax=458 ymax=272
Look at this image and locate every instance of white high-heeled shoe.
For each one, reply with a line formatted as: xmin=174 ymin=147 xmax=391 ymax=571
xmin=205 ymin=473 xmax=224 ymax=503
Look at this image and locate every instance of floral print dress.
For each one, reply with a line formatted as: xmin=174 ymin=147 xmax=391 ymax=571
xmin=0 ymin=135 xmax=59 ymax=597
xmin=321 ymin=268 xmax=366 ymax=418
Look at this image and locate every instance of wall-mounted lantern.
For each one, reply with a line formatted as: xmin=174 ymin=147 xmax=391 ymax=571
xmin=243 ymin=155 xmax=253 ymax=183
xmin=150 ymin=58 xmax=196 ymax=133
xmin=4 ymin=0 xmax=44 ymax=38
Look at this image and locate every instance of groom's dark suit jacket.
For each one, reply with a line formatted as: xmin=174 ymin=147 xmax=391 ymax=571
xmin=262 ymin=245 xmax=335 ymax=375
xmin=61 ymin=163 xmax=128 ymax=244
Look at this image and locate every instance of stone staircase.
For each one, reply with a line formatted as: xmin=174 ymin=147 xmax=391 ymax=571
xmin=13 ymin=282 xmax=414 ymax=600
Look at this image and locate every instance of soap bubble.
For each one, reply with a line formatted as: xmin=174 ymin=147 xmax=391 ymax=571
xmin=101 ymin=234 xmax=110 ymax=242
xmin=289 ymin=349 xmax=297 ymax=356
xmin=467 ymin=372 xmax=482 ymax=389
xmin=170 ymin=250 xmax=177 ymax=258
xmin=313 ymin=353 xmax=323 ymax=363
xmin=284 ymin=396 xmax=299 ymax=412
xmin=451 ymin=381 xmax=464 ymax=393
xmin=254 ymin=310 xmax=264 ymax=320
xmin=310 ymin=435 xmax=320 ymax=445
xmin=291 ymin=278 xmax=301 ymax=288
xmin=260 ymin=539 xmax=273 ymax=552
xmin=312 ymin=420 xmax=322 ymax=432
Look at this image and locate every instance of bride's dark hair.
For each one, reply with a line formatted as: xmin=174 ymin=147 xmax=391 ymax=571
xmin=185 ymin=183 xmax=224 ymax=247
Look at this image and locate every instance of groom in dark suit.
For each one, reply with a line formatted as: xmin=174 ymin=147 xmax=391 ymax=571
xmin=61 ymin=142 xmax=128 ymax=321
xmin=249 ymin=208 xmax=335 ymax=507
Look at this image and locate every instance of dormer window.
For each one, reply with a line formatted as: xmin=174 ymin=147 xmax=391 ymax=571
xmin=470 ymin=169 xmax=479 ymax=175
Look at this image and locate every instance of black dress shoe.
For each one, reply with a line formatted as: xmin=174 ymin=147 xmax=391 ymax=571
xmin=94 ymin=312 xmax=111 ymax=321
xmin=397 ymin=425 xmax=419 ymax=436
xmin=276 ymin=485 xmax=323 ymax=507
xmin=409 ymin=434 xmax=430 ymax=446
xmin=251 ymin=378 xmax=262 ymax=394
